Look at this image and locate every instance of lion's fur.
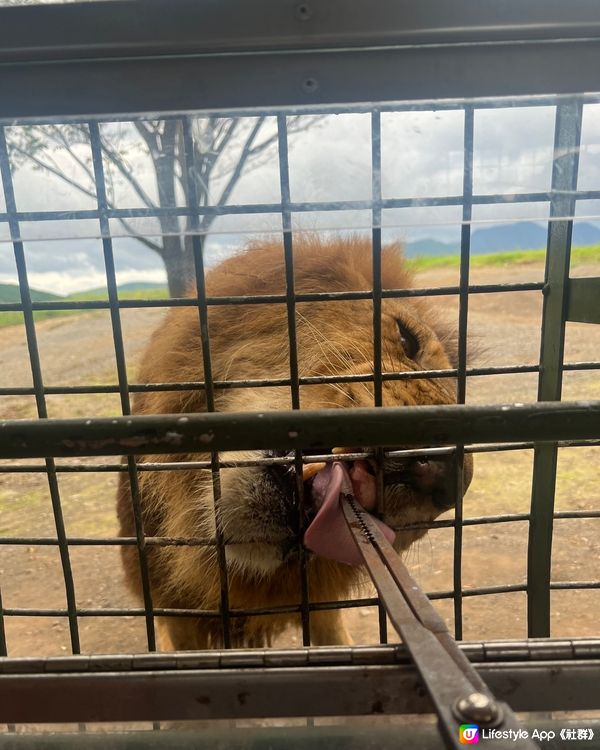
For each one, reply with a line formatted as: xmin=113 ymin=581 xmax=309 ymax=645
xmin=117 ymin=236 xmax=468 ymax=649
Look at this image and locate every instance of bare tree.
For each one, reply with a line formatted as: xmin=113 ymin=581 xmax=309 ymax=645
xmin=7 ymin=116 xmax=319 ymax=295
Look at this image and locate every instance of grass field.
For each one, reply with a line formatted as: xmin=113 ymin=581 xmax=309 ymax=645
xmin=405 ymin=243 xmax=600 ymax=271
xmin=2 ymin=244 xmax=600 ymax=328
xmin=0 ymin=284 xmax=168 ymax=328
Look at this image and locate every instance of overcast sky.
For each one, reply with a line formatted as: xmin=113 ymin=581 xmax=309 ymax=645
xmin=2 ymin=102 xmax=600 ymax=294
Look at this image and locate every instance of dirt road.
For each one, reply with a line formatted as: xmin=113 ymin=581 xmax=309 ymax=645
xmin=1 ymin=261 xmax=599 ymax=656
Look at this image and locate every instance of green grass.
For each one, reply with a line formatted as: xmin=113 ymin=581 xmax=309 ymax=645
xmin=0 ymin=284 xmax=169 ymax=328
xmin=69 ymin=286 xmax=169 ymax=301
xmin=406 ymin=244 xmax=600 ymax=272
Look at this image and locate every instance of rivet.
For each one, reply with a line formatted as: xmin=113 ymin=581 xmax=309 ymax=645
xmin=453 ymin=692 xmax=502 ymax=725
xmin=302 ymin=77 xmax=319 ymax=94
xmin=295 ymin=4 xmax=312 ymax=21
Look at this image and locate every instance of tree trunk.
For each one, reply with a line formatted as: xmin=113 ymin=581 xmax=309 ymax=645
xmin=161 ymin=234 xmax=196 ymax=297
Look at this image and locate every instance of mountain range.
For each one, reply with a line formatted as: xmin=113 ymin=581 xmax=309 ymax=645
xmin=1 ymin=221 xmax=599 ymax=298
xmin=404 ymin=221 xmax=600 ymax=257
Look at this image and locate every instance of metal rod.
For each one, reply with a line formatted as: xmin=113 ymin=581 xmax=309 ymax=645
xmin=182 ymin=116 xmax=232 ymax=648
xmin=452 ymin=104 xmax=474 ymax=641
xmin=370 ymin=109 xmax=388 ymax=644
xmin=0 ymin=126 xmax=80 ymax=656
xmin=527 ymin=100 xmax=583 ymax=638
xmin=88 ymin=120 xmax=156 ymax=652
xmin=277 ymin=112 xmax=311 ymax=645
xmin=2 ymin=401 xmax=599 ymax=459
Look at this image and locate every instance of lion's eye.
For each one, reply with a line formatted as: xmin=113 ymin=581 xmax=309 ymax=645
xmin=397 ymin=322 xmax=419 ymax=359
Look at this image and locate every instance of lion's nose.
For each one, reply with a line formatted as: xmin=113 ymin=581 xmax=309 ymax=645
xmin=385 ymin=454 xmax=473 ymax=510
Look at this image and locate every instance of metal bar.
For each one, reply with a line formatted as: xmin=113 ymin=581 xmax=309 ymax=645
xmin=2 ymin=401 xmax=599 ymax=459
xmin=3 ymin=445 xmax=598 ymax=474
xmin=0 ymin=588 xmax=6 ymax=658
xmin=0 ymin=184 xmax=595 ymax=225
xmin=10 ymin=507 xmax=600 ymax=541
xmin=2 ymin=439 xmax=599 ymax=474
xmin=452 ymin=105 xmax=474 ymax=642
xmin=3 ymin=0 xmax=600 ymax=64
xmin=2 ymin=638 xmax=599 ymax=673
xmin=88 ymin=121 xmax=156 ymax=652
xmin=3 ymin=722 xmax=600 ymax=750
xmin=276 ymin=113 xmax=311 ymax=645
xmin=371 ymin=111 xmax=384 ymax=412
xmin=6 ymin=578 xmax=600 ymax=620
xmin=528 ymin=100 xmax=583 ymax=638
xmin=2 ymin=41 xmax=600 ymax=119
xmin=566 ymin=277 xmax=600 ymax=323
xmin=0 ymin=280 xmax=548 ymax=313
xmin=0 ymin=658 xmax=595 ymax=725
xmin=0 ymin=127 xmax=81 ymax=656
xmin=181 ymin=116 xmax=232 ymax=648
xmin=1 ymin=658 xmax=599 ymax=724
xmin=9 ymin=358 xmax=600 ymax=399
xmin=3 ymin=93 xmax=600 ymax=128
xmin=3 ymin=2 xmax=600 ymax=118
xmin=371 ymin=109 xmax=388 ymax=644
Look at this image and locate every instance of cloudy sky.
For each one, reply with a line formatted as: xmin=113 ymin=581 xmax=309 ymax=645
xmin=2 ymin=101 xmax=600 ymax=294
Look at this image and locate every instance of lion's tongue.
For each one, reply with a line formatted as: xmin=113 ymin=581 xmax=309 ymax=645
xmin=303 ymin=461 xmax=396 ymax=566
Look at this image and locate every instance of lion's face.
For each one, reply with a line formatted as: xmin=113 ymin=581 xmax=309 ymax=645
xmin=187 ymin=238 xmax=474 ymax=576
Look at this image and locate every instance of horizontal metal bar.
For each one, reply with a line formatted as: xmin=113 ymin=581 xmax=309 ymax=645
xmin=2 ymin=437 xmax=599 ymax=475
xmin=1 ymin=401 xmax=598 ymax=459
xmin=4 ymin=37 xmax=600 ymax=118
xmin=1 ymin=188 xmax=600 ymax=228
xmin=567 ymin=277 xmax=600 ymax=324
xmin=3 ymin=94 xmax=600 ymax=130
xmin=3 ymin=0 xmax=600 ymax=66
xmin=0 ymin=363 xmax=543 ymax=397
xmin=0 ymin=192 xmax=554 ymax=226
xmin=1 ymin=656 xmax=599 ymax=723
xmin=3 ymin=507 xmax=599 ymax=548
xmin=4 ymin=638 xmax=599 ymax=674
xmin=0 ymin=281 xmax=545 ymax=317
xmin=5 ymin=359 xmax=600 ymax=398
xmin=2 ymin=1 xmax=600 ymax=118
xmin=2 ymin=723 xmax=600 ymax=750
xmin=1 ymin=597 xmax=384 ymax=620
xmin=8 ymin=579 xmax=600 ymax=621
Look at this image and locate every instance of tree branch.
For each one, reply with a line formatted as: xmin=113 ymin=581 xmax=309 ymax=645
xmin=202 ymin=117 xmax=265 ymax=228
xmin=7 ymin=142 xmax=99 ymax=203
xmin=113 ymin=216 xmax=165 ymax=256
xmin=99 ymin=132 xmax=159 ymax=210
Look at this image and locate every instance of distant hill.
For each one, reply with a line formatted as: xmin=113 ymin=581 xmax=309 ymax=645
xmin=70 ymin=281 xmax=167 ymax=299
xmin=0 ymin=282 xmax=167 ymax=304
xmin=406 ymin=221 xmax=600 ymax=257
xmin=0 ymin=283 xmax=62 ymax=304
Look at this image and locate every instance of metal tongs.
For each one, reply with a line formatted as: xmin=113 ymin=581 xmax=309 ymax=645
xmin=341 ymin=492 xmax=538 ymax=750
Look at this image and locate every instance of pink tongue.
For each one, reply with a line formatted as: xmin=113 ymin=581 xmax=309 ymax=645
xmin=303 ymin=462 xmax=396 ymax=566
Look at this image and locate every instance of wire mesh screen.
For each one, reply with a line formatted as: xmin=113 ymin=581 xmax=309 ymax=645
xmin=1 ymin=95 xmax=599 ymax=668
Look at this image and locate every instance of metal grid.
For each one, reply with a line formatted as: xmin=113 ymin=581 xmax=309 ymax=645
xmin=0 ymin=5 xmax=599 ymax=738
xmin=1 ymin=95 xmax=599 ymax=666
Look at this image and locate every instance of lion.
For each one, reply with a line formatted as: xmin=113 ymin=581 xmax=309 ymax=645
xmin=117 ymin=236 xmax=473 ymax=650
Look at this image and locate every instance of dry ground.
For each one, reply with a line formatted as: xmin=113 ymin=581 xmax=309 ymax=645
xmin=0 ymin=260 xmax=599 ymax=657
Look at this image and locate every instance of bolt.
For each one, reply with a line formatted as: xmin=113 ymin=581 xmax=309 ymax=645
xmin=295 ymin=3 xmax=312 ymax=21
xmin=454 ymin=692 xmax=502 ymax=725
xmin=302 ymin=77 xmax=319 ymax=94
